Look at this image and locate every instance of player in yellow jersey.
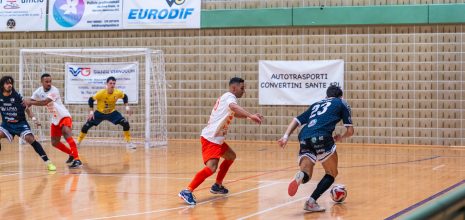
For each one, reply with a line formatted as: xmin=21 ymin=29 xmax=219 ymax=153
xmin=77 ymin=76 xmax=135 ymax=149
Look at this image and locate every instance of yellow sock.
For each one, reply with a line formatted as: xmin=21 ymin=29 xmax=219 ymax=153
xmin=124 ymin=131 xmax=131 ymax=142
xmin=77 ymin=132 xmax=87 ymax=143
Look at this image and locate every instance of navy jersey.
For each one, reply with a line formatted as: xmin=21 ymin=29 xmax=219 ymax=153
xmin=296 ymin=97 xmax=352 ymax=140
xmin=0 ymin=90 xmax=27 ymax=123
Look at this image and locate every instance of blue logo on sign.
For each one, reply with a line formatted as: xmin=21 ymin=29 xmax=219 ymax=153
xmin=69 ymin=67 xmax=91 ymax=76
xmin=166 ymin=0 xmax=185 ymax=7
xmin=53 ymin=0 xmax=85 ymax=28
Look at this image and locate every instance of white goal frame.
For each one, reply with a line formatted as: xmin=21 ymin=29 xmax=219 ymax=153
xmin=19 ymin=48 xmax=167 ymax=148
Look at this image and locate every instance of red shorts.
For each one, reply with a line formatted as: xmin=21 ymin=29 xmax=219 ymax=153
xmin=51 ymin=117 xmax=73 ymax=137
xmin=201 ymin=136 xmax=229 ymax=164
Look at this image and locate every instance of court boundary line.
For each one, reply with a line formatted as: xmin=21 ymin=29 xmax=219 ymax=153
xmin=385 ymin=178 xmax=465 ymax=220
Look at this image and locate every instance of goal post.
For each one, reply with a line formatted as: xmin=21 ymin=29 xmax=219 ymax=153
xmin=19 ymin=48 xmax=167 ymax=148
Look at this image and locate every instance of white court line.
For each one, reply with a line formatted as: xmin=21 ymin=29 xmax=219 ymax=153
xmin=72 ymin=173 xmax=290 ymax=184
xmin=237 ymin=196 xmax=309 ymax=220
xmin=432 ymin=164 xmax=445 ymax=170
xmin=0 ymin=161 xmax=17 ymax=165
xmin=0 ymin=173 xmax=19 ymax=177
xmin=86 ymin=182 xmax=281 ymax=220
xmin=238 ymin=181 xmax=317 ymax=220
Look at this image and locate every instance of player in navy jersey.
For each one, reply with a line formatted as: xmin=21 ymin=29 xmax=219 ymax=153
xmin=0 ymin=76 xmax=56 ymax=171
xmin=278 ymin=85 xmax=354 ymax=212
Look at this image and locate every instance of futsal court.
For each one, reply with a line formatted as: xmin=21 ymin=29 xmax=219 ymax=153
xmin=0 ymin=140 xmax=463 ymax=219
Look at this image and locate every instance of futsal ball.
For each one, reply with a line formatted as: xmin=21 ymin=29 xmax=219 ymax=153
xmin=330 ymin=185 xmax=347 ymax=203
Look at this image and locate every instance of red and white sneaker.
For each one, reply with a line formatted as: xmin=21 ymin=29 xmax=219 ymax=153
xmin=288 ymin=171 xmax=304 ymax=196
xmin=304 ymin=198 xmax=325 ymax=212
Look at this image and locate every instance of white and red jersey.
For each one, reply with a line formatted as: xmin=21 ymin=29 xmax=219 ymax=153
xmin=201 ymin=92 xmax=238 ymax=144
xmin=31 ymin=86 xmax=71 ymax=125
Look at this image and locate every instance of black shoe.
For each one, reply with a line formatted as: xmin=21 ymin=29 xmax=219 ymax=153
xmin=69 ymin=160 xmax=82 ymax=169
xmin=210 ymin=183 xmax=229 ymax=194
xmin=65 ymin=155 xmax=74 ymax=164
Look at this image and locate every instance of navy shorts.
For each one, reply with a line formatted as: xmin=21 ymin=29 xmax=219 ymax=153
xmin=89 ymin=111 xmax=125 ymax=126
xmin=0 ymin=121 xmax=33 ymax=142
xmin=298 ymin=136 xmax=336 ymax=164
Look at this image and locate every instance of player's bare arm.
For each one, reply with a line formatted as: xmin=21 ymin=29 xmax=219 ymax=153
xmin=278 ymin=118 xmax=299 ymax=148
xmin=228 ymin=103 xmax=262 ymax=124
xmin=25 ymin=104 xmax=40 ymax=126
xmin=333 ymin=126 xmax=354 ymax=142
xmin=23 ymin=98 xmax=53 ymax=107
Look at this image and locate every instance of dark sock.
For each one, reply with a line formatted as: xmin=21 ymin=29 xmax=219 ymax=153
xmin=31 ymin=141 xmax=49 ymax=162
xmin=311 ymin=174 xmax=335 ymax=200
xmin=302 ymin=171 xmax=310 ymax=184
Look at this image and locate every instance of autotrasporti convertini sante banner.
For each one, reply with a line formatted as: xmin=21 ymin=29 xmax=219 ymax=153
xmin=259 ymin=60 xmax=344 ymax=105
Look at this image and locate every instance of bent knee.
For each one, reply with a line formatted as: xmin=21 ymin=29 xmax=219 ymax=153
xmin=326 ymin=169 xmax=338 ymax=178
xmin=208 ymin=164 xmax=218 ymax=173
xmin=51 ymin=140 xmax=60 ymax=146
xmin=228 ymin=152 xmax=237 ymax=161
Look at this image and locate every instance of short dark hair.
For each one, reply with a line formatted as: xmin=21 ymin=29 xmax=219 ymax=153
xmin=0 ymin=76 xmax=14 ymax=92
xmin=41 ymin=73 xmax=51 ymax=80
xmin=326 ymin=85 xmax=343 ymax=98
xmin=229 ymin=77 xmax=244 ymax=85
xmin=106 ymin=76 xmax=116 ymax=83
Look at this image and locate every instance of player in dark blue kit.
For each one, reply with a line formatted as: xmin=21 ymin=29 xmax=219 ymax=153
xmin=278 ymin=85 xmax=354 ymax=212
xmin=0 ymin=76 xmax=56 ymax=171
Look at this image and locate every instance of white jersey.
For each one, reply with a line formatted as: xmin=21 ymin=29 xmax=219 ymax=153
xmin=201 ymin=92 xmax=238 ymax=144
xmin=31 ymin=86 xmax=71 ymax=125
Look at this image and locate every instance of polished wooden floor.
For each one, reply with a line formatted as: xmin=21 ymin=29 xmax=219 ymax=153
xmin=0 ymin=139 xmax=464 ymax=219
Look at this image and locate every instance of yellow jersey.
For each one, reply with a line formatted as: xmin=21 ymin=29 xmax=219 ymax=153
xmin=92 ymin=89 xmax=125 ymax=114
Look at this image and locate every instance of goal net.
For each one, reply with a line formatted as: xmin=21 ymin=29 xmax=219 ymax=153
xmin=19 ymin=48 xmax=167 ymax=148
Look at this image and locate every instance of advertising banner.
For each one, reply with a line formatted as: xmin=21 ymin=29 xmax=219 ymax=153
xmin=123 ymin=0 xmax=200 ymax=29
xmin=48 ymin=0 xmax=122 ymax=31
xmin=259 ymin=60 xmax=344 ymax=105
xmin=65 ymin=62 xmax=139 ymax=104
xmin=0 ymin=0 xmax=47 ymax=31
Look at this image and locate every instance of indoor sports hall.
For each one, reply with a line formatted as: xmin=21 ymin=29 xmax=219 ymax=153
xmin=0 ymin=0 xmax=464 ymax=219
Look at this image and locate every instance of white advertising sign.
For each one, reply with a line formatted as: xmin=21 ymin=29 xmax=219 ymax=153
xmin=48 ymin=0 xmax=122 ymax=31
xmin=65 ymin=62 xmax=139 ymax=104
xmin=123 ymin=0 xmax=200 ymax=29
xmin=259 ymin=60 xmax=344 ymax=105
xmin=0 ymin=0 xmax=47 ymax=31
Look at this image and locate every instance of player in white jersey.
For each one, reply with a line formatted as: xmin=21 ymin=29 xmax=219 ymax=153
xmin=179 ymin=77 xmax=263 ymax=205
xmin=24 ymin=74 xmax=82 ymax=168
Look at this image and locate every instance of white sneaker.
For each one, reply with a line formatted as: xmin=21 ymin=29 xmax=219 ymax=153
xmin=288 ymin=171 xmax=304 ymax=196
xmin=304 ymin=198 xmax=325 ymax=212
xmin=126 ymin=142 xmax=136 ymax=150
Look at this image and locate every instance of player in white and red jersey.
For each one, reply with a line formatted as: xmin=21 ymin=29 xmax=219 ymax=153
xmin=178 ymin=77 xmax=263 ymax=205
xmin=24 ymin=73 xmax=82 ymax=169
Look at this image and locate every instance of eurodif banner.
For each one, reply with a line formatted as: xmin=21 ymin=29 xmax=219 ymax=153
xmin=259 ymin=60 xmax=344 ymax=105
xmin=123 ymin=0 xmax=200 ymax=29
xmin=48 ymin=0 xmax=122 ymax=31
xmin=0 ymin=0 xmax=46 ymax=31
